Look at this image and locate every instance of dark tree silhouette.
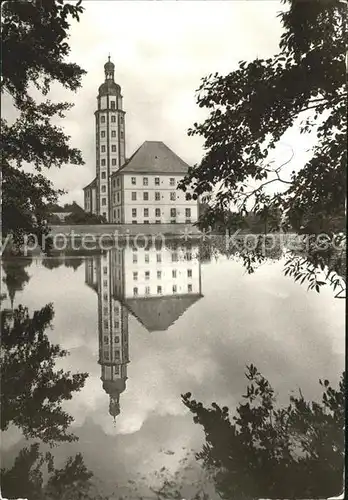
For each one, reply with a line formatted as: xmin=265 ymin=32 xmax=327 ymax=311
xmin=2 ymin=257 xmax=32 ymax=306
xmin=1 ymin=304 xmax=88 ymax=443
xmin=179 ymin=0 xmax=346 ymax=296
xmin=182 ymin=365 xmax=345 ymax=499
xmin=64 ymin=257 xmax=84 ymax=271
xmin=1 ymin=0 xmax=86 ymax=246
xmin=0 ymin=443 xmax=97 ymax=500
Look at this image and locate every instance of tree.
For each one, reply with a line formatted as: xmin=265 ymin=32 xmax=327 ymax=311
xmin=64 ymin=210 xmax=107 ymax=225
xmin=2 ymin=257 xmax=32 ymax=306
xmin=182 ymin=365 xmax=345 ymax=499
xmin=179 ymin=0 xmax=346 ymax=295
xmin=0 ymin=304 xmax=88 ymax=443
xmin=1 ymin=0 xmax=86 ymax=247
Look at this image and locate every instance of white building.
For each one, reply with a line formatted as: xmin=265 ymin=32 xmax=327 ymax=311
xmin=85 ymin=242 xmax=202 ymax=420
xmin=83 ymin=58 xmax=198 ymax=224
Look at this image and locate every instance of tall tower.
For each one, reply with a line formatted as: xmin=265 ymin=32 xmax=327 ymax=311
xmin=95 ymin=56 xmax=126 ymax=221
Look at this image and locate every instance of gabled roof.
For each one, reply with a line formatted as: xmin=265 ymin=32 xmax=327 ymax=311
xmin=83 ymin=177 xmax=97 ymax=190
xmin=124 ymin=294 xmax=202 ymax=332
xmin=117 ymin=141 xmax=190 ymax=174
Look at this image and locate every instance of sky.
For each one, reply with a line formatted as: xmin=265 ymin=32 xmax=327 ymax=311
xmin=5 ymin=0 xmax=318 ymax=206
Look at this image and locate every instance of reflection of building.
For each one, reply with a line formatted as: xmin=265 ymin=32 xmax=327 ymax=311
xmin=83 ymin=57 xmax=198 ymax=223
xmin=85 ymin=243 xmax=202 ymax=420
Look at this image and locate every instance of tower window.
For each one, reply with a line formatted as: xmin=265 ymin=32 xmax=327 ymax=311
xmin=112 ymin=159 xmax=117 ymax=166
xmin=170 ymin=192 xmax=176 ymax=201
xmin=101 ymin=145 xmax=106 ymax=152
xmin=101 ymin=131 xmax=105 ymax=138
xmin=102 ymin=198 xmax=106 ymax=206
xmin=114 ymin=336 xmax=120 ymax=344
xmin=143 ymin=192 xmax=149 ymax=201
xmin=101 ymin=185 xmax=106 ymax=192
xmin=101 ymin=116 xmax=105 ymax=123
xmin=110 ymin=101 xmax=116 ymax=109
xmin=114 ymin=350 xmax=120 ymax=360
xmin=120 ymin=116 xmax=124 ymax=124
xmin=101 ymin=172 xmax=106 ymax=179
xmin=112 ymin=145 xmax=116 ymax=152
xmin=120 ymin=131 xmax=124 ymax=138
xmin=143 ymin=177 xmax=148 ymax=186
xmin=101 ymin=159 xmax=106 ymax=166
xmin=117 ymin=193 xmax=120 ymax=202
xmin=111 ymin=130 xmax=116 ymax=137
xmin=155 ymin=192 xmax=160 ymax=201
xmin=170 ymin=177 xmax=175 ymax=186
xmin=155 ymin=177 xmax=160 ymax=185
xmin=111 ymin=115 xmax=116 ymax=123
xmin=131 ymin=192 xmax=137 ymax=201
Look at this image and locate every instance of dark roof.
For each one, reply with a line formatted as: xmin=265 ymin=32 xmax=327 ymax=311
xmin=116 ymin=141 xmax=191 ymax=174
xmin=124 ymin=294 xmax=202 ymax=332
xmin=98 ymin=80 xmax=121 ymax=96
xmin=103 ymin=379 xmax=126 ymax=396
xmin=83 ymin=177 xmax=97 ymax=190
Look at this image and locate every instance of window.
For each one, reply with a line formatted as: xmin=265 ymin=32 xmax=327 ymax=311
xmin=132 ymin=208 xmax=137 ymax=217
xmin=155 ymin=177 xmax=160 ymax=185
xmin=111 ymin=115 xmax=116 ymax=123
xmin=114 ymin=365 xmax=120 ymax=375
xmin=156 ymin=253 xmax=161 ymax=263
xmin=186 ymin=219 xmax=191 ymax=224
xmin=101 ymin=159 xmax=106 ymax=166
xmin=143 ymin=192 xmax=149 ymax=201
xmin=132 ymin=220 xmax=137 ymax=224
xmin=144 ymin=220 xmax=149 ymax=224
xmin=133 ymin=287 xmax=138 ymax=296
xmin=143 ymin=177 xmax=148 ymax=186
xmin=111 ymin=130 xmax=116 ymax=137
xmin=101 ymin=171 xmax=106 ymax=179
xmin=155 ymin=192 xmax=161 ymax=201
xmin=155 ymin=220 xmax=160 ymax=224
xmin=115 ymin=350 xmax=120 ymax=360
xmin=103 ymin=279 xmax=108 ymax=287
xmin=133 ymin=271 xmax=138 ymax=281
xmin=104 ymin=319 xmax=109 ymax=328
xmin=145 ymin=271 xmax=150 ymax=280
xmin=187 ymin=269 xmax=192 ymax=278
xmin=101 ymin=145 xmax=106 ymax=152
xmin=145 ymin=253 xmax=149 ymax=263
xmin=172 ymin=253 xmax=178 ymax=262
xmin=170 ymin=192 xmax=176 ymax=201
xmin=104 ymin=351 xmax=109 ymax=360
xmin=101 ymin=115 xmax=105 ymax=123
xmin=112 ymin=159 xmax=117 ymax=166
xmin=157 ymin=271 xmax=162 ymax=279
xmin=114 ymin=305 xmax=119 ymax=314
xmin=145 ymin=286 xmax=150 ymax=295
xmin=133 ymin=253 xmax=138 ymax=263
xmin=115 ymin=321 xmax=120 ymax=329
xmin=186 ymin=252 xmax=192 ymax=261
xmin=112 ymin=145 xmax=116 ymax=152
xmin=188 ymin=284 xmax=193 ymax=293
xmin=103 ymin=266 xmax=107 ymax=274
xmin=155 ymin=208 xmax=161 ymax=217
xmin=120 ymin=130 xmax=124 ymax=138
xmin=103 ymin=293 xmax=108 ymax=300
xmin=157 ymin=286 xmax=162 ymax=294
xmin=143 ymin=208 xmax=149 ymax=217
xmin=114 ymin=336 xmax=120 ymax=344
xmin=117 ymin=193 xmax=120 ymax=202
xmin=170 ymin=177 xmax=175 ymax=186
xmin=111 ymin=101 xmax=116 ymax=109
xmin=113 ymin=209 xmax=116 ymax=219
xmin=172 ymin=285 xmax=177 ymax=293
xmin=120 ymin=116 xmax=124 ymax=124
xmin=101 ymin=185 xmax=106 ymax=192
xmin=103 ymin=336 xmax=109 ymax=344
xmin=102 ymin=198 xmax=106 ymax=206
xmin=185 ymin=208 xmax=191 ymax=217
xmin=101 ymin=131 xmax=105 ymax=138
xmin=170 ymin=208 xmax=176 ymax=218
xmin=131 ymin=177 xmax=136 ymax=185
xmin=172 ymin=269 xmax=177 ymax=278
xmin=131 ymin=192 xmax=137 ymax=201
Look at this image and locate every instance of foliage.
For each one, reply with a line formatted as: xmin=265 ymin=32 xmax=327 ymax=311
xmin=64 ymin=210 xmax=107 ymax=225
xmin=0 ymin=304 xmax=88 ymax=443
xmin=2 ymin=257 xmax=32 ymax=305
xmin=182 ymin=365 xmax=345 ymax=499
xmin=1 ymin=0 xmax=86 ymax=246
xmin=179 ymin=0 xmax=346 ymax=294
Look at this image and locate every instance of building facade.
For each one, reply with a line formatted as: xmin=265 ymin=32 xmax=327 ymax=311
xmin=83 ymin=58 xmax=198 ymax=224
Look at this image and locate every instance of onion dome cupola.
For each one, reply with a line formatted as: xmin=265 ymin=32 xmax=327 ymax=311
xmin=102 ymin=378 xmax=127 ymax=421
xmin=98 ymin=55 xmax=121 ymax=97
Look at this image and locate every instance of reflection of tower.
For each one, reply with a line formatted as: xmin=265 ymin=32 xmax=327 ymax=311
xmin=85 ymin=251 xmax=129 ymax=421
xmin=85 ymin=242 xmax=203 ymax=420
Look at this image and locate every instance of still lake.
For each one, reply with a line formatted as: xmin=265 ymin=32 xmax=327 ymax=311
xmin=1 ymin=242 xmax=345 ymax=498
